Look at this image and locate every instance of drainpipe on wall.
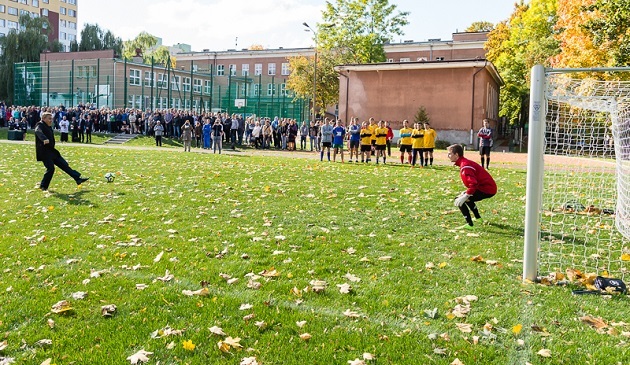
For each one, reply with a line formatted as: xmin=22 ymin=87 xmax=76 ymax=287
xmin=470 ymin=60 xmax=488 ymax=146
xmin=336 ymin=70 xmax=349 ymax=125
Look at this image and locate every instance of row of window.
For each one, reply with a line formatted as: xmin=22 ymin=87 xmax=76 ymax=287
xmin=59 ymin=19 xmax=77 ymax=29
xmin=128 ymin=96 xmax=202 ymax=111
xmin=8 ymin=0 xmax=40 ymax=8
xmin=129 ymin=69 xmax=290 ymax=96
xmin=213 ymin=63 xmax=291 ymax=77
xmin=59 ymin=7 xmax=76 ymax=17
xmin=0 ymin=19 xmax=19 ymax=29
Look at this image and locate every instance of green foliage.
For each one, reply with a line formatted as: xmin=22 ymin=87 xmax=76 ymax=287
xmin=0 ymin=15 xmax=61 ymax=103
xmin=78 ymin=23 xmax=123 ymax=57
xmin=288 ymin=0 xmax=408 ymax=118
xmin=413 ymin=106 xmax=430 ymax=124
xmin=466 ymin=21 xmax=495 ymax=32
xmin=122 ymin=32 xmax=175 ymax=68
xmin=582 ymin=0 xmax=630 ymax=66
xmin=485 ymin=0 xmax=559 ymax=125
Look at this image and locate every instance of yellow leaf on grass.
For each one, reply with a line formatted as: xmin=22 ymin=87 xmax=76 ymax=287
xmin=622 ymin=253 xmax=630 ymax=261
xmin=182 ymin=339 xmax=196 ymax=351
xmin=580 ymin=315 xmax=608 ymax=329
xmin=512 ymin=324 xmax=523 ymax=335
xmin=470 ymin=255 xmax=484 ymax=262
xmin=439 ymin=262 xmax=447 ymax=269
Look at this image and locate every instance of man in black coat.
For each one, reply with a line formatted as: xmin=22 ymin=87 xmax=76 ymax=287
xmin=34 ymin=112 xmax=89 ymax=191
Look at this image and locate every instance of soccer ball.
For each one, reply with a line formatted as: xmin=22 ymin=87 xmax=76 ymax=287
xmin=104 ymin=172 xmax=115 ymax=183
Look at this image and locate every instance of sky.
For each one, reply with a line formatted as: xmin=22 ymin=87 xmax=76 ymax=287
xmin=79 ymin=0 xmax=518 ymax=51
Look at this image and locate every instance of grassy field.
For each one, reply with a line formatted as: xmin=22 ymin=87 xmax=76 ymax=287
xmin=0 ymin=128 xmax=113 ymax=145
xmin=0 ymin=142 xmax=628 ymax=365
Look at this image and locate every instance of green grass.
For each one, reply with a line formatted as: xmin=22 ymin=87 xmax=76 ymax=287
xmin=124 ymin=134 xmax=184 ymax=148
xmin=0 ymin=142 xmax=628 ymax=364
xmin=0 ymin=127 xmax=113 ymax=145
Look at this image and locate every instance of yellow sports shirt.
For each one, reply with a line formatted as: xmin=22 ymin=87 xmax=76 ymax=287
xmin=411 ymin=129 xmax=425 ymax=149
xmin=374 ymin=127 xmax=388 ymax=145
xmin=399 ymin=127 xmax=413 ymax=145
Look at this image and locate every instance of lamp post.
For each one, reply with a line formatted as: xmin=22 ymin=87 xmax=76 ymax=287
xmin=303 ymin=22 xmax=318 ymax=124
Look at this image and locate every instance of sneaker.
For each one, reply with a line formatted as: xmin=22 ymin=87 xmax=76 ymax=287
xmin=475 ymin=217 xmax=483 ymax=224
xmin=355 ymin=160 xmax=358 ymax=163
xmin=76 ymin=177 xmax=89 ymax=185
xmin=455 ymin=223 xmax=475 ymax=230
xmin=348 ymin=160 xmax=353 ymax=163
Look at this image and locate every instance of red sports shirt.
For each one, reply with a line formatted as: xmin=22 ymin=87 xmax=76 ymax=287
xmin=455 ymin=157 xmax=497 ymax=195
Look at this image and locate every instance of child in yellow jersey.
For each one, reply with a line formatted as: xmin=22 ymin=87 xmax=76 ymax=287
xmin=359 ymin=121 xmax=373 ymax=163
xmin=368 ymin=117 xmax=377 ymax=161
xmin=423 ymin=122 xmax=437 ymax=166
xmin=398 ymin=119 xmax=413 ymax=164
xmin=411 ymin=122 xmax=425 ymax=167
xmin=374 ymin=120 xmax=388 ymax=164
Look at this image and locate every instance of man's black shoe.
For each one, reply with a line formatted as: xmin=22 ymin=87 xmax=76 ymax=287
xmin=76 ymin=177 xmax=90 ymax=185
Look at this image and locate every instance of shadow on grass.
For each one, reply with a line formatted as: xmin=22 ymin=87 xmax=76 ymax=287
xmin=486 ymin=222 xmax=524 ymax=237
xmin=51 ymin=190 xmax=97 ymax=207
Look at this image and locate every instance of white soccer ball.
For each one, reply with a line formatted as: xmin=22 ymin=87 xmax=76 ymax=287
xmin=104 ymin=172 xmax=115 ymax=183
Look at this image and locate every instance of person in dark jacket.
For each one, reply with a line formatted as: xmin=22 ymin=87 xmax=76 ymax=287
xmin=34 ymin=112 xmax=89 ymax=191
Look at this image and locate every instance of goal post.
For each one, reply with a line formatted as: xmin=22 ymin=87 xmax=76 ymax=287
xmin=523 ymin=64 xmax=630 ymax=282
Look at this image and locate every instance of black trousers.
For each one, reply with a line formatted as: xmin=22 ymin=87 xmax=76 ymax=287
xmin=40 ymin=154 xmax=81 ymax=190
xmin=459 ymin=190 xmax=495 ymax=223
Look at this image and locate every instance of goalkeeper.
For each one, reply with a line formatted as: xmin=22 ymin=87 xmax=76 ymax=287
xmin=448 ymin=144 xmax=497 ymax=229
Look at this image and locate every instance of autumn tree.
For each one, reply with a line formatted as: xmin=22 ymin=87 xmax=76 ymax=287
xmin=0 ymin=14 xmax=62 ymax=103
xmin=466 ymin=21 xmax=495 ymax=32
xmin=122 ymin=32 xmax=175 ymax=68
xmin=287 ymin=0 xmax=409 ymax=117
xmin=485 ymin=0 xmax=559 ymax=125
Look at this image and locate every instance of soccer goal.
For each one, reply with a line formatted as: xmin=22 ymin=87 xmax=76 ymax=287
xmin=523 ymin=64 xmax=630 ymax=282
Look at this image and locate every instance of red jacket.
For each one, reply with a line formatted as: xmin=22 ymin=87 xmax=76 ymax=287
xmin=386 ymin=126 xmax=394 ymax=140
xmin=455 ymin=157 xmax=497 ymax=195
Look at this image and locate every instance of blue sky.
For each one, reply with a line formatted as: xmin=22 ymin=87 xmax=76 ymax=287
xmin=79 ymin=0 xmax=518 ymax=51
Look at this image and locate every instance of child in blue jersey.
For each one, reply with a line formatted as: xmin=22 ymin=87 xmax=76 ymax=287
xmin=332 ymin=119 xmax=346 ymax=163
xmin=348 ymin=117 xmax=361 ymax=163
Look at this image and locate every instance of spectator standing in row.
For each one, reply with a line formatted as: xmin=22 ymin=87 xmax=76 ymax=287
xmin=320 ymin=118 xmax=333 ymax=162
xmin=59 ymin=116 xmax=69 ymax=143
xmin=181 ymin=120 xmax=193 ymax=152
xmin=300 ymin=122 xmax=309 ymax=150
xmin=212 ymin=119 xmax=224 ymax=154
xmin=154 ymin=121 xmax=164 ymax=146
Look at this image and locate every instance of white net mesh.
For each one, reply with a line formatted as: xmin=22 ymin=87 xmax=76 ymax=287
xmin=540 ymin=74 xmax=630 ymax=277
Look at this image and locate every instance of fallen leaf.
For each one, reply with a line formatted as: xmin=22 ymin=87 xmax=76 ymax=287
xmin=344 ymin=273 xmax=361 ymax=282
xmin=424 ymin=308 xmax=438 ymax=319
xmin=296 ymin=321 xmax=307 ymax=328
xmin=456 ymin=323 xmax=473 ymax=333
xmin=153 ymin=251 xmax=164 ymax=262
xmin=51 ymin=300 xmax=73 ymax=314
xmin=35 ymin=339 xmax=52 ymax=347
xmin=71 ymin=291 xmax=87 ymax=300
xmin=363 ymin=352 xmax=375 ymax=360
xmin=101 ymin=304 xmax=117 ymax=317
xmin=580 ymin=315 xmax=608 ymax=330
xmin=127 ymin=349 xmax=152 ymax=364
xmin=512 ymin=324 xmax=523 ymax=335
xmin=310 ymin=280 xmax=327 ymax=293
xmin=343 ymin=309 xmax=361 ymax=318
xmin=451 ymin=359 xmax=465 ymax=365
xmin=239 ymin=303 xmax=253 ymax=311
xmin=182 ymin=288 xmax=209 ymax=297
xmin=150 ymin=326 xmax=184 ymax=338
xmin=182 ymin=339 xmax=195 ymax=351
xmin=434 ymin=348 xmax=447 ymax=355
xmin=299 ymin=333 xmax=312 ymax=341
xmin=348 ymin=359 xmax=366 ymax=365
xmin=209 ymin=326 xmax=226 ymax=336
xmin=621 ymin=253 xmax=630 ymax=261
xmin=0 ymin=342 xmax=6 ymax=351
xmin=470 ymin=255 xmax=484 ymax=262
xmin=337 ymin=283 xmax=352 ymax=294
xmin=240 ymin=357 xmax=260 ymax=365
xmin=40 ymin=359 xmax=52 ymax=365
xmin=537 ymin=349 xmax=552 ymax=358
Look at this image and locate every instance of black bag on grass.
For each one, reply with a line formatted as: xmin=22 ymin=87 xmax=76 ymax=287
xmin=594 ymin=276 xmax=627 ymax=294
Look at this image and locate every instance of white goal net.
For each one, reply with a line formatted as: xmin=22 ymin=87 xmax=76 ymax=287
xmin=530 ymin=71 xmax=630 ymax=279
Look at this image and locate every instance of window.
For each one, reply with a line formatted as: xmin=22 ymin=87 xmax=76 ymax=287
xmin=59 ymin=19 xmax=66 ymax=28
xmin=76 ymin=66 xmax=83 ymax=78
xmin=280 ymin=83 xmax=287 ymax=96
xmin=19 ymin=0 xmax=27 ymax=4
xmin=67 ymin=0 xmax=76 ymax=4
xmin=41 ymin=8 xmax=47 ymax=16
xmin=19 ymin=9 xmax=29 ymax=16
xmin=399 ymin=58 xmax=411 ymax=62
xmin=281 ymin=63 xmax=290 ymax=75
xmin=417 ymin=57 xmax=427 ymax=62
xmin=8 ymin=7 xmax=18 ymax=16
xmin=254 ymin=63 xmax=262 ymax=76
xmin=0 ymin=5 xmax=5 ymax=13
xmin=229 ymin=64 xmax=236 ymax=76
xmin=60 ymin=32 xmax=66 ymax=40
xmin=171 ymin=75 xmax=181 ymax=90
xmin=193 ymin=79 xmax=201 ymax=93
xmin=7 ymin=20 xmax=18 ymax=29
xmin=157 ymin=73 xmax=167 ymax=89
xmin=82 ymin=66 xmax=89 ymax=77
xmin=204 ymin=80 xmax=211 ymax=95
xmin=0 ymin=20 xmax=5 ymax=27
xmin=242 ymin=64 xmax=249 ymax=76
xmin=183 ymin=77 xmax=191 ymax=92
xmin=216 ymin=64 xmax=224 ymax=76
xmin=68 ymin=22 xmax=76 ymax=29
xmin=386 ymin=58 xmax=394 ymax=63
xmin=91 ymin=66 xmax=97 ymax=77
xmin=253 ymin=84 xmax=260 ymax=96
xmin=60 ymin=7 xmax=66 ymax=15
xmin=268 ymin=63 xmax=276 ymax=75
xmin=30 ymin=11 xmax=38 ymax=17
xmin=192 ymin=64 xmax=198 ymax=72
xmin=68 ymin=9 xmax=75 ymax=17
xmin=144 ymin=71 xmax=155 ymax=87
xmin=68 ymin=34 xmax=76 ymax=41
xmin=32 ymin=0 xmax=39 ymax=6
xmin=129 ymin=69 xmax=141 ymax=86
xmin=267 ymin=83 xmax=275 ymax=96
xmin=42 ymin=0 xmax=48 ymax=3
xmin=240 ymin=83 xmax=247 ymax=97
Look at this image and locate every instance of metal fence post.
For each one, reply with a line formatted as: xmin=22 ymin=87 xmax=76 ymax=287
xmin=96 ymin=58 xmax=100 ymax=109
xmin=47 ymin=61 xmax=50 ymax=107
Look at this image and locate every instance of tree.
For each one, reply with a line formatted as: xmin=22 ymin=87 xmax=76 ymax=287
xmin=122 ymin=32 xmax=175 ymax=68
xmin=485 ymin=0 xmax=559 ymax=125
xmin=78 ymin=23 xmax=123 ymax=57
xmin=249 ymin=44 xmax=264 ymax=50
xmin=413 ymin=106 xmax=430 ymax=124
xmin=287 ymin=0 xmax=409 ymax=117
xmin=466 ymin=21 xmax=495 ymax=32
xmin=552 ymin=0 xmax=630 ymax=78
xmin=0 ymin=14 xmax=61 ymax=103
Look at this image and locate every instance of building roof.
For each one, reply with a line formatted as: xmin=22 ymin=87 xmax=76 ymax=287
xmin=334 ymin=59 xmax=504 ymax=86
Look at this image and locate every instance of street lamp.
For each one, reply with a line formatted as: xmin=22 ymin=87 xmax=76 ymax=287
xmin=303 ymin=22 xmax=318 ymax=124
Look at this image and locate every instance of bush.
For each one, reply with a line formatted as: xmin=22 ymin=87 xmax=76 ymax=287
xmin=435 ymin=140 xmax=451 ymax=150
